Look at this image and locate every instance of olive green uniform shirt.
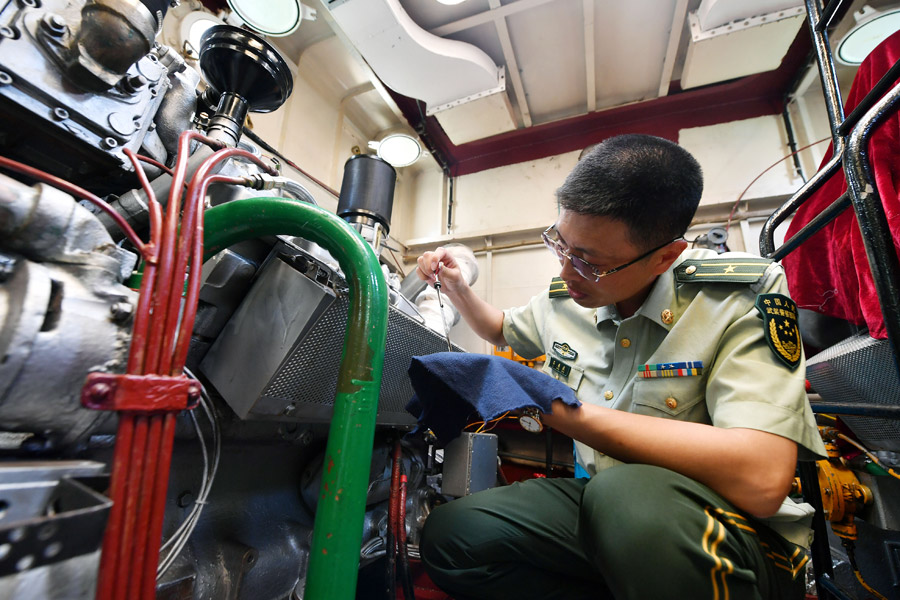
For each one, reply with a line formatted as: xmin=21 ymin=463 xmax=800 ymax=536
xmin=502 ymin=248 xmax=826 ymax=477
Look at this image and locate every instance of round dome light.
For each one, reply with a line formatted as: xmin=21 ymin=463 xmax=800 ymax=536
xmin=836 ymin=8 xmax=900 ymax=65
xmin=226 ymin=0 xmax=302 ymax=37
xmin=376 ymin=134 xmax=422 ymax=167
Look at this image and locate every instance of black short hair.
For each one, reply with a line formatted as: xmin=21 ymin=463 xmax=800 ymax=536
xmin=557 ymin=134 xmax=703 ymax=249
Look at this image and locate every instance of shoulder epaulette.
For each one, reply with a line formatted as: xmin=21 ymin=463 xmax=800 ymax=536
xmin=674 ymin=257 xmax=772 ymax=283
xmin=548 ymin=277 xmax=569 ymax=298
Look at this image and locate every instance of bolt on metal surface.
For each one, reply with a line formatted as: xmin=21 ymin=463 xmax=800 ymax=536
xmin=109 ymin=301 xmax=133 ymax=323
xmin=42 ymin=14 xmax=66 ymax=35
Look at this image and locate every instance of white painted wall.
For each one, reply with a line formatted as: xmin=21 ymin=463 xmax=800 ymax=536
xmin=679 ymin=115 xmax=805 ymax=207
xmin=450 ymin=153 xmax=578 ymax=236
xmin=392 ymin=167 xmax=446 ymax=244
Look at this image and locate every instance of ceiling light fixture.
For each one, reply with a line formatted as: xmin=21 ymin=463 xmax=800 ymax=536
xmin=436 ymin=0 xmax=469 ymax=4
xmin=369 ymin=133 xmax=422 ymax=167
xmin=835 ymin=5 xmax=900 ymax=65
xmin=226 ymin=0 xmax=306 ymax=37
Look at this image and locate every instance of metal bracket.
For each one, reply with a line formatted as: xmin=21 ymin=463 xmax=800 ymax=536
xmin=80 ymin=372 xmax=200 ymax=412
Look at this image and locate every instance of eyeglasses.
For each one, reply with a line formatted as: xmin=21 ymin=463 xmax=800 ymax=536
xmin=541 ymin=225 xmax=681 ymax=282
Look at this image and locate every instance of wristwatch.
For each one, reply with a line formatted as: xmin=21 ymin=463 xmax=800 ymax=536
xmin=519 ymin=407 xmax=543 ymax=433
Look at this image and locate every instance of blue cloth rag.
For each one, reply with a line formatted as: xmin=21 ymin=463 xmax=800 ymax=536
xmin=405 ymin=352 xmax=581 ymax=446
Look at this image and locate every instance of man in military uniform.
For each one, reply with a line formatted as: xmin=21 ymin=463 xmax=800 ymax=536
xmin=415 ymin=134 xmax=826 ymax=599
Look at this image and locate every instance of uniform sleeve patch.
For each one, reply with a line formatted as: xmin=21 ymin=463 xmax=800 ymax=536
xmin=549 ymin=277 xmax=569 ymax=298
xmin=675 ymin=258 xmax=772 ymax=283
xmin=754 ymin=293 xmax=802 ymax=370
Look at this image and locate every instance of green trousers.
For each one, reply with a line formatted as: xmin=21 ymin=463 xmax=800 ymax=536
xmin=420 ymin=464 xmax=807 ymax=600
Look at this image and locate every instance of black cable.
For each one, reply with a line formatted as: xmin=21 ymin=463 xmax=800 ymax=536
xmin=782 ymin=104 xmax=807 ymax=182
xmin=843 ymin=538 xmax=889 ymax=600
xmin=447 ymin=175 xmax=454 ymax=235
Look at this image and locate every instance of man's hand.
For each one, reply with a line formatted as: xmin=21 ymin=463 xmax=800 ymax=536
xmin=416 ymin=247 xmax=469 ymax=296
xmin=415 ymin=246 xmax=507 ymax=346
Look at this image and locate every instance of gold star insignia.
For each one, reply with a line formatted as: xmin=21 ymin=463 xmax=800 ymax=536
xmin=724 ymin=265 xmax=736 ymax=274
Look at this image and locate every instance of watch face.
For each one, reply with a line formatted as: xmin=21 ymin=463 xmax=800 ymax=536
xmin=519 ymin=414 xmax=543 ymax=433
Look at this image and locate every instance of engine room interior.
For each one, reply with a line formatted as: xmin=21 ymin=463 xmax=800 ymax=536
xmin=1 ymin=0 xmax=900 ymax=599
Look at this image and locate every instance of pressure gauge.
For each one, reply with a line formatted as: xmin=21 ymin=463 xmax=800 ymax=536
xmin=519 ymin=407 xmax=543 ymax=434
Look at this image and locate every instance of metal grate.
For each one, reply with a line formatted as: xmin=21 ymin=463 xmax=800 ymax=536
xmin=807 ymin=333 xmax=900 ymax=451
xmin=263 ymin=295 xmax=463 ymax=426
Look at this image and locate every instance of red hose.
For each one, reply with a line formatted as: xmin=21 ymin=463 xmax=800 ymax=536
xmin=144 ymin=132 xmax=222 ymax=374
xmin=95 ymin=131 xmax=245 ymax=600
xmin=136 ymin=154 xmax=175 ymax=178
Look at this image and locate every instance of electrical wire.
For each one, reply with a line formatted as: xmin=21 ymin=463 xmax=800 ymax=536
xmin=386 ymin=244 xmax=407 ymax=278
xmin=724 ymin=137 xmax=831 ymax=235
xmin=157 ymin=367 xmax=221 ymax=579
xmin=836 ymin=432 xmax=900 ymax=482
xmin=465 ymin=412 xmax=515 ymax=433
xmin=842 ymin=539 xmax=889 ymax=600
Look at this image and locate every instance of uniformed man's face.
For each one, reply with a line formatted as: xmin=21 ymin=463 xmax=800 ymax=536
xmin=553 ymin=210 xmax=679 ymax=315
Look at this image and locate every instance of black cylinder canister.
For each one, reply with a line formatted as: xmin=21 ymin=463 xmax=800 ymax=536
xmin=337 ymin=155 xmax=397 ymax=234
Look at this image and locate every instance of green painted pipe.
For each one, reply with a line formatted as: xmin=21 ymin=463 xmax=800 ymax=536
xmin=204 ymin=198 xmax=388 ymax=599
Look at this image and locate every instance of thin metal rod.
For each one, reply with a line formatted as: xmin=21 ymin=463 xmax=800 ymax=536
xmin=815 ymin=0 xmax=845 ymax=32
xmin=760 ymin=153 xmax=843 ymax=256
xmin=768 ymin=192 xmax=851 ymax=261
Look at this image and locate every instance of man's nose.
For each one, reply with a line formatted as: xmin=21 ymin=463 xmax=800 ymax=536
xmin=559 ymin=254 xmax=580 ymax=280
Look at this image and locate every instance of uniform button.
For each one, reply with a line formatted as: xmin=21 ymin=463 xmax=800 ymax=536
xmin=685 ymin=265 xmax=697 ymax=275
xmin=665 ymin=397 xmax=678 ymax=410
xmin=604 ymin=390 xmax=614 ymax=400
xmin=661 ymin=309 xmax=674 ymax=325
xmin=620 ymin=338 xmax=631 ymax=348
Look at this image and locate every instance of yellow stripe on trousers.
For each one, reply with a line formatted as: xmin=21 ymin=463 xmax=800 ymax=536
xmin=702 ymin=506 xmax=735 ymax=600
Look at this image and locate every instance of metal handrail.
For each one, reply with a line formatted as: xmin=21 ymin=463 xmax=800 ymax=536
xmin=760 ymin=3 xmax=900 ymax=599
xmin=759 ymin=0 xmax=900 ymax=379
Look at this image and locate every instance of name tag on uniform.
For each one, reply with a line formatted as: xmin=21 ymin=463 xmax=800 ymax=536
xmin=552 ymin=341 xmax=578 ymax=360
xmin=637 ymin=361 xmax=703 ymax=378
xmin=548 ymin=357 xmax=572 ymax=378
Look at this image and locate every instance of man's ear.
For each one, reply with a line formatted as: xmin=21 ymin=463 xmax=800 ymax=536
xmin=651 ymin=239 xmax=688 ymax=275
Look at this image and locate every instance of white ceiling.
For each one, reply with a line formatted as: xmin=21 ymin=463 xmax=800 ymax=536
xmin=212 ymin=0 xmax=876 ymax=173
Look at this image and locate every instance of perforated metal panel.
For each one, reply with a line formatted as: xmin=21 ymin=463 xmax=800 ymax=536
xmin=201 ymin=248 xmax=463 ymax=427
xmin=807 ymin=334 xmax=900 ymax=451
xmin=263 ymin=294 xmax=462 ymax=426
